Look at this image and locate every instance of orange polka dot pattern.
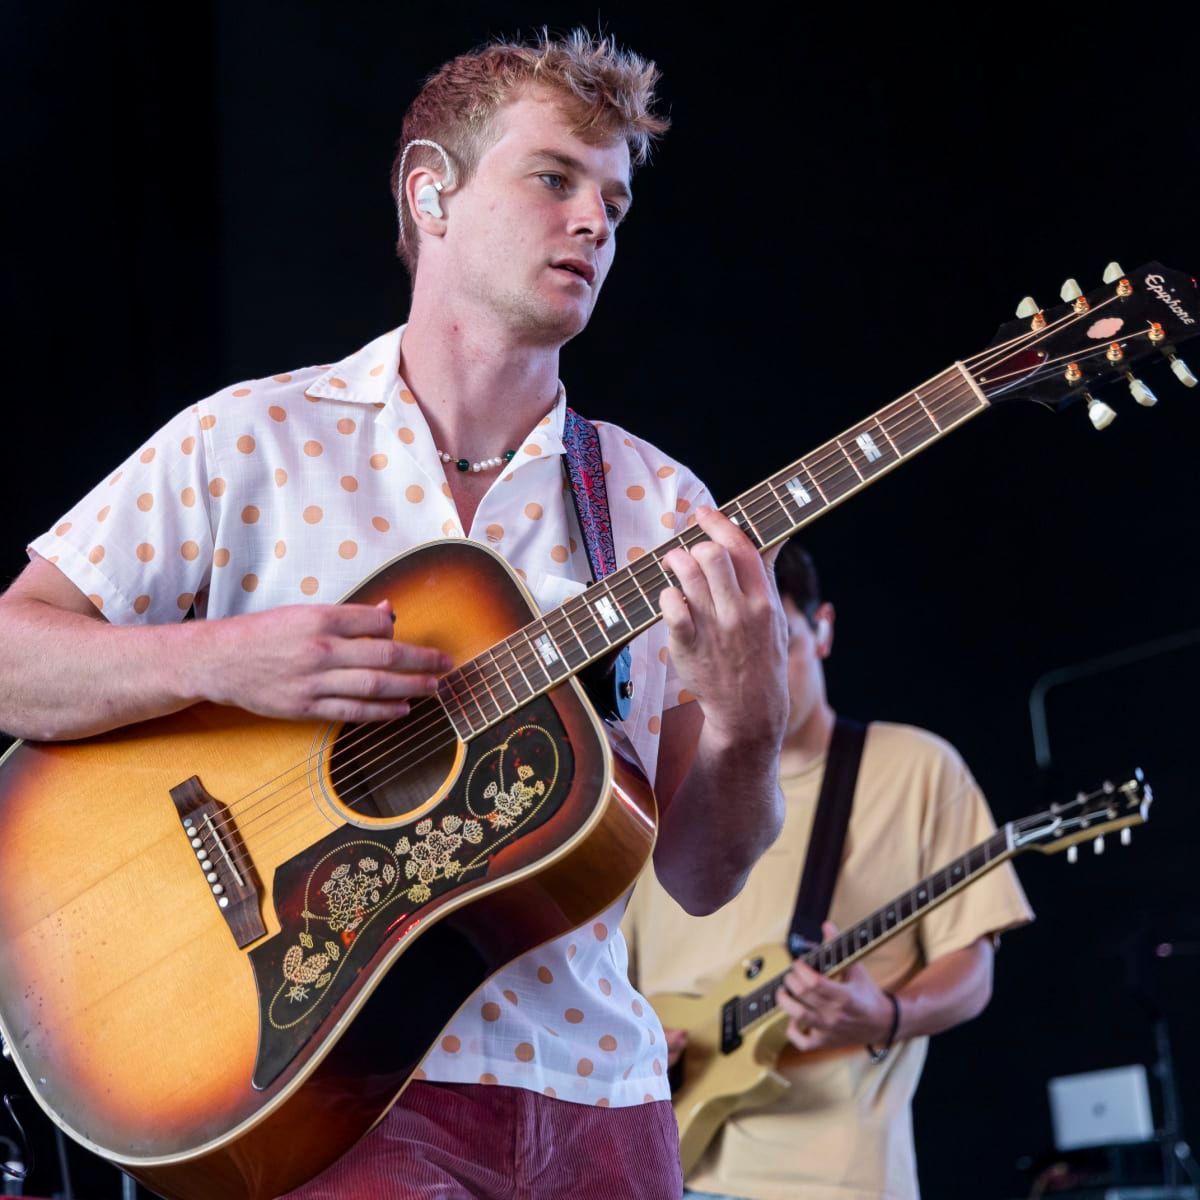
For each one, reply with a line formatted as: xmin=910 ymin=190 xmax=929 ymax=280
xmin=31 ymin=324 xmax=708 ymax=1107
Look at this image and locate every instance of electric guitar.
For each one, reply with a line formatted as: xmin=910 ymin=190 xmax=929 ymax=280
xmin=652 ymin=773 xmax=1153 ymax=1178
xmin=0 ymin=264 xmax=1191 ymax=1200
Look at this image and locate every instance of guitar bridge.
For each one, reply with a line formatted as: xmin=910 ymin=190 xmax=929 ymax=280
xmin=171 ymin=775 xmax=266 ymax=948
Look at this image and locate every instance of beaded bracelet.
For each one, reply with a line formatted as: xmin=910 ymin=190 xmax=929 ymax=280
xmin=866 ymin=992 xmax=901 ymax=1064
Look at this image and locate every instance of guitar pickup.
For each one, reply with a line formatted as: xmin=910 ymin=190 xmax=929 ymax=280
xmin=720 ymin=997 xmax=742 ymax=1054
xmin=170 ymin=775 xmax=266 ymax=949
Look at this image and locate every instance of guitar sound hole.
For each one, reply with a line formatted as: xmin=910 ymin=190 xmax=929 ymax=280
xmin=328 ymin=705 xmax=459 ymax=820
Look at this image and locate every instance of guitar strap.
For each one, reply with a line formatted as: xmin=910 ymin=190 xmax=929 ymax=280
xmin=787 ymin=717 xmax=869 ymax=956
xmin=560 ymin=408 xmax=632 ymax=722
xmin=561 ymin=407 xmax=618 ymax=581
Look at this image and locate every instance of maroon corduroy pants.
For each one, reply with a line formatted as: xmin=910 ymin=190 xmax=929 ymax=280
xmin=282 ymin=1081 xmax=683 ymax=1199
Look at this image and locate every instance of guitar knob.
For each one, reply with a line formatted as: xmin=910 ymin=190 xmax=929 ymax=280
xmin=1126 ymin=373 xmax=1158 ymax=407
xmin=1086 ymin=394 xmax=1117 ymax=430
xmin=1067 ymin=845 xmax=1078 ymax=864
xmin=1121 ymin=827 xmax=1132 ymax=846
xmin=1016 ymin=296 xmax=1041 ymax=318
xmin=1060 ymin=278 xmax=1084 ymax=302
xmin=1169 ymin=355 xmax=1198 ymax=387
xmin=1102 ymin=261 xmax=1125 ymax=284
xmin=1094 ymin=834 xmax=1105 ymax=855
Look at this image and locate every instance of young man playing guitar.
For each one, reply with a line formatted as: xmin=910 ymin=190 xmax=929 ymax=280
xmin=0 ymin=31 xmax=788 ymax=1199
xmin=624 ymin=541 xmax=1034 ymax=1200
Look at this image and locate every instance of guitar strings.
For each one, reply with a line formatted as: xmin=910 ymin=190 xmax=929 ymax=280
xmin=737 ymin=828 xmax=1016 ymax=1036
xmin=192 ymin=365 xmax=1022 ymax=863
xmin=190 ymin=299 xmax=1129 ymax=862
xmin=192 ymin=372 xmax=1012 ymax=864
xmin=188 ymin=340 xmax=1050 ymax=862
xmin=196 ymin=369 xmax=983 ymax=854
xmin=202 ymin=296 xmax=1087 ymax=831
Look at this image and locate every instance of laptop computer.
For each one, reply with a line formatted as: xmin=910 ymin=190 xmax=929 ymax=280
xmin=1048 ymin=1064 xmax=1156 ymax=1151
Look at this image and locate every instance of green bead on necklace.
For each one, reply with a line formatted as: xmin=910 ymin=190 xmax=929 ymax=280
xmin=439 ymin=448 xmax=518 ymax=474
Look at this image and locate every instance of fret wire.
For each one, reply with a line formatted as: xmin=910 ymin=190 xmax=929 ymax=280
xmin=484 ymin=646 xmax=520 ymax=709
xmin=442 ymin=671 xmax=480 ymax=734
xmin=730 ymin=499 xmax=765 ymax=546
xmin=521 ymin=623 xmax=562 ymax=684
xmin=872 ymin=413 xmax=903 ymax=460
xmin=551 ymin=601 xmax=592 ymax=661
xmin=455 ymin=652 xmax=505 ymax=713
xmin=645 ymin=551 xmax=677 ymax=589
xmin=534 ymin=612 xmax=576 ymax=666
xmin=456 ymin=670 xmax=489 ymax=732
xmin=449 ymin=374 xmax=987 ymax=730
xmin=600 ymin=577 xmax=633 ymax=625
xmin=531 ymin=615 xmax=575 ymax=676
xmin=505 ymin=638 xmax=537 ymax=696
xmin=470 ymin=651 xmax=504 ymax=720
xmin=622 ymin=561 xmax=658 ymax=611
xmin=574 ymin=590 xmax=615 ymax=646
xmin=915 ymin=390 xmax=942 ymax=430
xmin=836 ymin=439 xmax=866 ymax=483
xmin=748 ymin=485 xmax=791 ymax=543
xmin=438 ymin=676 xmax=476 ymax=738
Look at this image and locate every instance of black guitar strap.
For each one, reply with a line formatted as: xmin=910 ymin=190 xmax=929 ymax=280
xmin=787 ymin=717 xmax=869 ymax=957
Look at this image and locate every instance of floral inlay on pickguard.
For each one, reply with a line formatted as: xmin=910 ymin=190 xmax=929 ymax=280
xmin=266 ymin=723 xmax=560 ymax=1032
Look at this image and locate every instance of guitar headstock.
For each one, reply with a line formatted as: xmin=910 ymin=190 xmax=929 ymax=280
xmin=1011 ymin=770 xmax=1152 ymax=860
xmin=967 ymin=263 xmax=1197 ymax=428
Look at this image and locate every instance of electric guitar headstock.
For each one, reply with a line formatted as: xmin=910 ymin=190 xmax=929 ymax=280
xmin=1010 ymin=770 xmax=1152 ymax=862
xmin=965 ymin=263 xmax=1197 ymax=428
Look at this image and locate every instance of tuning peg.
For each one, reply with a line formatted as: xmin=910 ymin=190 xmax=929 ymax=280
xmin=1094 ymin=834 xmax=1105 ymax=855
xmin=1126 ymin=373 xmax=1158 ymax=407
xmin=1060 ymin=278 xmax=1084 ymax=302
xmin=1016 ymin=296 xmax=1040 ymax=318
xmin=1103 ymin=262 xmax=1125 ymax=284
xmin=1121 ymin=827 xmax=1132 ymax=846
xmin=1067 ymin=845 xmax=1078 ymax=864
xmin=1168 ymin=354 xmax=1198 ymax=387
xmin=1085 ymin=392 xmax=1117 ymax=430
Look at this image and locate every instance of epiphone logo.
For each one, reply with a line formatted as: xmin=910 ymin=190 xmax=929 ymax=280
xmin=1145 ymin=274 xmax=1196 ymax=326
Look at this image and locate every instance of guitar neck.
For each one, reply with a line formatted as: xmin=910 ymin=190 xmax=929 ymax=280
xmin=734 ymin=823 xmax=1019 ymax=1035
xmin=438 ymin=363 xmax=989 ymax=739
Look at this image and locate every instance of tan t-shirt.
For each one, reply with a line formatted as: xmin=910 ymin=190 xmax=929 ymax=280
xmin=623 ymin=722 xmax=1034 ymax=1200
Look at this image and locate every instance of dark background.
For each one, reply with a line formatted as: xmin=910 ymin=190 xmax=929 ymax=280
xmin=3 ymin=4 xmax=1198 ymax=1198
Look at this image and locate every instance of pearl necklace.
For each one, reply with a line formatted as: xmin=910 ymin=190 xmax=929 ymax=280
xmin=438 ymin=448 xmax=518 ymax=474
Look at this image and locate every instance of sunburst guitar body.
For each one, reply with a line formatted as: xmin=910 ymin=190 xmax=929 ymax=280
xmin=0 ymin=540 xmax=656 ymax=1200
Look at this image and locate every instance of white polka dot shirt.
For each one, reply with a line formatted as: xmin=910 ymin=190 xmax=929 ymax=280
xmin=31 ymin=325 xmax=714 ymax=1107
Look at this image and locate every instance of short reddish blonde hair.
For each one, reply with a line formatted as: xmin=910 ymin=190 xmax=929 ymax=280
xmin=391 ymin=28 xmax=670 ymax=274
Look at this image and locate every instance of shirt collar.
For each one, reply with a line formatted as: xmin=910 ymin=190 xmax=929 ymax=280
xmin=304 ymin=325 xmax=569 ymax=459
xmin=304 ymin=327 xmax=404 ymax=406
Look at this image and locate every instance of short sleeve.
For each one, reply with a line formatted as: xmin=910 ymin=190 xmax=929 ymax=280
xmin=916 ymin=761 xmax=1035 ymax=963
xmin=28 ymin=405 xmax=216 ymax=626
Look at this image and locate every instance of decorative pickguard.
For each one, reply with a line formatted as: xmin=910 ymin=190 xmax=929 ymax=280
xmin=249 ymin=695 xmax=573 ymax=1089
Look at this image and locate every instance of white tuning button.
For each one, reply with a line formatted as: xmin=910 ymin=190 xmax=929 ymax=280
xmin=1087 ymin=395 xmax=1117 ymax=430
xmin=1016 ymin=296 xmax=1041 ymax=318
xmin=1060 ymin=278 xmax=1084 ymax=302
xmin=1126 ymin=374 xmax=1158 ymax=407
xmin=1094 ymin=834 xmax=1105 ymax=855
xmin=1169 ymin=355 xmax=1198 ymax=387
xmin=1102 ymin=261 xmax=1125 ymax=284
xmin=1121 ymin=827 xmax=1132 ymax=846
xmin=1067 ymin=845 xmax=1078 ymax=864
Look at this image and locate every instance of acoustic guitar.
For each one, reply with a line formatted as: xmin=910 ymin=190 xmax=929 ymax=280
xmin=0 ymin=263 xmax=1191 ymax=1199
xmin=652 ymin=773 xmax=1153 ymax=1177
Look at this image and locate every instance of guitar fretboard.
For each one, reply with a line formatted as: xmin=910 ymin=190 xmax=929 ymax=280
xmin=438 ymin=364 xmax=986 ymax=739
xmin=732 ymin=827 xmax=1011 ymax=1036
